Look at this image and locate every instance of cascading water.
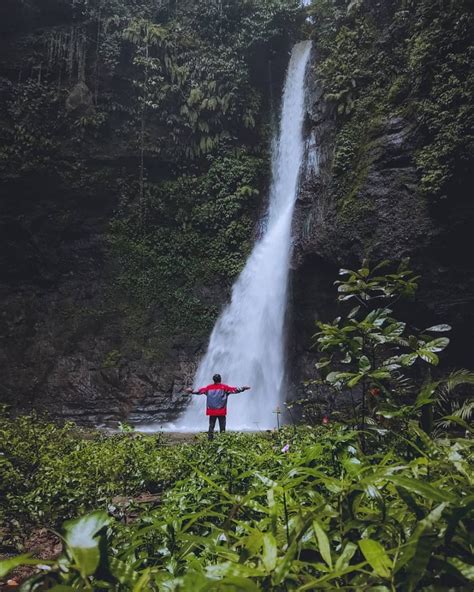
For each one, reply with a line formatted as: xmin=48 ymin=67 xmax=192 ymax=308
xmin=177 ymin=41 xmax=312 ymax=430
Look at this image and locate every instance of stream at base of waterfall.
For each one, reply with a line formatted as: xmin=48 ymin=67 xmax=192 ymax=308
xmin=143 ymin=41 xmax=312 ymax=432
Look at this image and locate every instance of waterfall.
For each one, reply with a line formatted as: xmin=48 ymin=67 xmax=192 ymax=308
xmin=177 ymin=41 xmax=312 ymax=431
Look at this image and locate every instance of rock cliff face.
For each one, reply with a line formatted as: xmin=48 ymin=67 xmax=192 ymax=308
xmin=0 ymin=0 xmax=301 ymax=426
xmin=291 ymin=46 xmax=474 ymax=391
xmin=0 ymin=181 xmax=198 ymax=425
xmin=1 ymin=1 xmax=472 ymax=426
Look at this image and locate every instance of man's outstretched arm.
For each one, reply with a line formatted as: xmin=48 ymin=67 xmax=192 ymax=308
xmin=185 ymin=386 xmax=207 ymax=395
xmin=224 ymin=385 xmax=251 ymax=394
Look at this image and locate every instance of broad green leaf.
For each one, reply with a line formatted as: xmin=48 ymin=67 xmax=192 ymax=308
xmin=348 ymin=305 xmax=360 ymax=318
xmin=386 ymin=476 xmax=456 ymax=503
xmin=383 ymin=322 xmax=406 ymax=336
xmin=414 ymin=381 xmax=439 ymax=408
xmin=359 ymin=355 xmax=371 ymax=372
xmin=347 ymin=374 xmax=363 ymax=387
xmin=242 ymin=530 xmax=263 ymax=555
xmin=395 ymin=504 xmax=448 ymax=576
xmin=0 ymin=554 xmax=44 ymax=578
xmin=447 ymin=558 xmax=474 ymax=582
xmin=326 ymin=371 xmax=353 ymax=385
xmin=218 ymin=577 xmax=261 ymax=591
xmin=338 ymin=284 xmax=353 ymax=293
xmin=313 ymin=520 xmax=332 ymax=569
xmin=399 ymin=353 xmax=418 ymax=366
xmin=63 ymin=510 xmax=111 ymax=577
xmin=109 ymin=557 xmax=139 ymax=585
xmin=404 ymin=534 xmax=435 ymax=591
xmin=262 ymin=533 xmax=277 ymax=571
xmin=370 ymin=369 xmax=391 ymax=379
xmin=335 ymin=542 xmax=357 ymax=571
xmin=358 ymin=539 xmax=392 ymax=578
xmin=339 ymin=268 xmax=355 ymax=276
xmin=424 ymin=337 xmax=450 ymax=352
xmin=206 ymin=561 xmax=266 ymax=578
xmin=416 ymin=349 xmax=439 ymax=365
xmin=133 ymin=568 xmax=151 ymax=592
xmin=424 ymin=324 xmax=451 ymax=332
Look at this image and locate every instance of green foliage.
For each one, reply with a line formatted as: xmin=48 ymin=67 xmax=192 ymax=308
xmin=311 ymin=261 xmax=454 ymax=440
xmin=310 ymin=0 xmax=473 ymax=203
xmin=0 ymin=0 xmax=304 ymax=348
xmin=1 ymin=0 xmax=302 ymax=170
xmin=63 ymin=510 xmax=111 ymax=578
xmin=107 ymin=150 xmax=266 ymax=337
xmin=102 ymin=349 xmax=121 ymax=368
xmin=1 ymin=0 xmax=309 ymax=363
xmin=0 ymin=80 xmax=65 ymax=176
xmin=2 ymin=416 xmax=473 ymax=590
xmin=429 ymin=369 xmax=474 ymax=434
xmin=0 ymin=410 xmax=172 ymax=528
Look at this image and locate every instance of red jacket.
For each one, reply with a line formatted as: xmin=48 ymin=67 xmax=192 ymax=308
xmin=195 ymin=383 xmax=246 ymax=416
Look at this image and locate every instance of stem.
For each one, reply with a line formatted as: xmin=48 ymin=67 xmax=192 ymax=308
xmin=361 ymin=379 xmax=366 ymax=453
xmin=286 ymin=405 xmax=297 ymax=436
xmin=349 ymin=389 xmax=358 ymax=425
xmin=420 ymin=369 xmax=434 ymax=435
xmin=282 ymin=491 xmax=290 ymax=547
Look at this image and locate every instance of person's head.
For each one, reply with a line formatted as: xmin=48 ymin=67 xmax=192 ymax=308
xmin=213 ymin=373 xmax=221 ymax=384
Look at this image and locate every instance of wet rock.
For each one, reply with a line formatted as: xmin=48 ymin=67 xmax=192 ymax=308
xmin=290 ymin=66 xmax=474 ymax=394
xmin=65 ymin=81 xmax=93 ymax=114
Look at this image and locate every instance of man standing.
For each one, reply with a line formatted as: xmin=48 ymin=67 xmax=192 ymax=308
xmin=186 ymin=373 xmax=250 ymax=440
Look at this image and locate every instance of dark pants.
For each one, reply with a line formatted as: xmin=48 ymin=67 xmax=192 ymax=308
xmin=208 ymin=415 xmax=226 ymax=440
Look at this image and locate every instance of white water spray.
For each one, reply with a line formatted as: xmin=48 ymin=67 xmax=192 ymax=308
xmin=177 ymin=41 xmax=311 ymax=430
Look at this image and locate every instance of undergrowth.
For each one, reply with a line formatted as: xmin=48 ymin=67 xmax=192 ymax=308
xmin=1 ymin=414 xmax=473 ymax=590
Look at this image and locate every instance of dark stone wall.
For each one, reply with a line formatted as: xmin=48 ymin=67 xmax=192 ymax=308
xmin=0 ymin=0 xmax=297 ymax=426
xmin=290 ymin=55 xmax=474 ymax=394
xmin=0 ymin=182 xmax=198 ymax=425
xmin=1 ymin=2 xmax=472 ymax=425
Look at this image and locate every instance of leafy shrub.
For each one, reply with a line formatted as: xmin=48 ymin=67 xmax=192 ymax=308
xmin=2 ymin=425 xmax=473 ymax=590
xmin=0 ymin=409 xmax=172 ymax=528
xmin=310 ymin=0 xmax=473 ymax=203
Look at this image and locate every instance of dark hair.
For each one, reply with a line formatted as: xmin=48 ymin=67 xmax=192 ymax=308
xmin=213 ymin=373 xmax=221 ymax=383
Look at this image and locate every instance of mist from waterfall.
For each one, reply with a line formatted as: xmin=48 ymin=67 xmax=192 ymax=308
xmin=176 ymin=41 xmax=312 ymax=431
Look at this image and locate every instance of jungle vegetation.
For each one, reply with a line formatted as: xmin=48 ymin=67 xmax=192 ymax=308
xmin=0 ymin=1 xmax=473 ymax=589
xmin=1 ymin=262 xmax=473 ymax=590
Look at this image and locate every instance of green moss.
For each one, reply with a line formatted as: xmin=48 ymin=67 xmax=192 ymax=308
xmin=102 ymin=350 xmax=121 ymax=368
xmin=106 ymin=150 xmax=268 ymax=341
xmin=310 ymin=0 xmax=472 ymax=204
